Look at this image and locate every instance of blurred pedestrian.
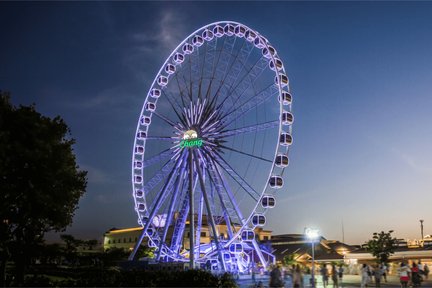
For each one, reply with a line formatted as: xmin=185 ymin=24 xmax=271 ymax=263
xmin=373 ymin=265 xmax=383 ymax=287
xmin=269 ymin=264 xmax=284 ymax=288
xmin=321 ymin=263 xmax=329 ymax=287
xmin=293 ymin=264 xmax=303 ymax=287
xmin=381 ymin=263 xmax=388 ymax=283
xmin=361 ymin=264 xmax=369 ymax=288
xmin=331 ymin=264 xmax=338 ymax=288
xmin=338 ymin=264 xmax=344 ymax=284
xmin=398 ymin=262 xmax=411 ymax=288
xmin=424 ymin=264 xmax=429 ymax=279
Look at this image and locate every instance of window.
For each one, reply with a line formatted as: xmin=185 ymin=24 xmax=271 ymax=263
xmin=263 ymin=236 xmax=269 ymax=241
xmin=129 ymin=238 xmax=132 ymax=243
xmin=201 ymin=232 xmax=206 ymax=237
xmin=108 ymin=240 xmax=111 ymax=244
xmin=124 ymin=238 xmax=126 ymax=243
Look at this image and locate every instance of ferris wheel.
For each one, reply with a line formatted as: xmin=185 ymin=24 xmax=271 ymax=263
xmin=129 ymin=21 xmax=293 ymax=272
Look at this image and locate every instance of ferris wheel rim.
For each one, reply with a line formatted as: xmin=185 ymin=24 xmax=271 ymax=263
xmin=131 ymin=20 xmax=293 ymax=264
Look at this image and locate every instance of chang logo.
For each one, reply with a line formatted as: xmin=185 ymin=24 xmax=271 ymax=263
xmin=180 ymin=129 xmax=202 ymax=148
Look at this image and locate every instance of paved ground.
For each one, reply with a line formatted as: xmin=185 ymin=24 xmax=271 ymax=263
xmin=237 ymin=274 xmax=432 ymax=288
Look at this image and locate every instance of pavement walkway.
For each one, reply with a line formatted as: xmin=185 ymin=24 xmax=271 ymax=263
xmin=237 ymin=274 xmax=432 ymax=288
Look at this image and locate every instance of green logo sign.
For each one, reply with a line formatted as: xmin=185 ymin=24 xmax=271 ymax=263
xmin=180 ymin=139 xmax=203 ymax=148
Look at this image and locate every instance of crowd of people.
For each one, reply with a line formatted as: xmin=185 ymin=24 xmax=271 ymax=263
xmin=265 ymin=261 xmax=429 ymax=288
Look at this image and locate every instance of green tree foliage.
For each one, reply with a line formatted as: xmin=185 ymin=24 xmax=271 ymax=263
xmin=282 ymin=253 xmax=300 ymax=266
xmin=0 ymin=92 xmax=87 ymax=285
xmin=365 ymin=230 xmax=397 ymax=264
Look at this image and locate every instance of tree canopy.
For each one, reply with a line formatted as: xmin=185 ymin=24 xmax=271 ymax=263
xmin=365 ymin=230 xmax=397 ymax=264
xmin=0 ymin=92 xmax=87 ymax=284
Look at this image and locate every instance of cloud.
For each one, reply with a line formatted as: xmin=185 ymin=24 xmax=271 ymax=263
xmin=390 ymin=147 xmax=432 ymax=176
xmin=123 ymin=10 xmax=187 ymax=82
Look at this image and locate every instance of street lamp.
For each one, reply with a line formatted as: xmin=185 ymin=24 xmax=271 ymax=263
xmin=305 ymin=228 xmax=320 ymax=288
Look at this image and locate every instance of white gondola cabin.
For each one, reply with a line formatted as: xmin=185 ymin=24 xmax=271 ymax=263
xmin=173 ymin=53 xmax=184 ymax=64
xmin=138 ymin=203 xmax=146 ymax=212
xmin=134 ymin=161 xmax=143 ymax=169
xmin=245 ymin=30 xmax=257 ymax=42
xmin=269 ymin=58 xmax=283 ymax=71
xmin=158 ymin=75 xmax=168 ymax=87
xmin=254 ymin=36 xmax=266 ymax=49
xmin=252 ymin=214 xmax=266 ymax=226
xmin=262 ymin=46 xmax=276 ymax=59
xmin=235 ymin=25 xmax=246 ymax=37
xmin=280 ymin=133 xmax=293 ymax=146
xmin=275 ymin=154 xmax=289 ymax=168
xmin=224 ymin=24 xmax=235 ymax=36
xmin=275 ymin=74 xmax=289 ymax=87
xmin=202 ymin=29 xmax=214 ymax=41
xmin=135 ymin=189 xmax=143 ymax=198
xmin=213 ymin=25 xmax=224 ymax=37
xmin=261 ymin=195 xmax=276 ymax=208
xmin=135 ymin=146 xmax=144 ymax=154
xmin=165 ymin=64 xmax=176 ymax=74
xmin=192 ymin=35 xmax=204 ymax=47
xmin=140 ymin=116 xmax=151 ymax=126
xmin=182 ymin=43 xmax=194 ymax=54
xmin=146 ymin=102 xmax=156 ymax=112
xmin=282 ymin=111 xmax=294 ymax=125
xmin=241 ymin=230 xmax=255 ymax=241
xmin=229 ymin=243 xmax=243 ymax=253
xmin=136 ymin=131 xmax=147 ymax=139
xmin=150 ymin=88 xmax=161 ymax=98
xmin=280 ymin=91 xmax=292 ymax=105
xmin=269 ymin=176 xmax=283 ymax=188
xmin=134 ymin=175 xmax=143 ymax=184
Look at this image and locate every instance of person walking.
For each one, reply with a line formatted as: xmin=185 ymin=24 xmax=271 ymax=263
xmin=373 ymin=265 xmax=383 ymax=287
xmin=338 ymin=264 xmax=344 ymax=286
xmin=411 ymin=262 xmax=422 ymax=287
xmin=398 ymin=262 xmax=411 ymax=288
xmin=424 ymin=264 xmax=429 ymax=280
xmin=361 ymin=264 xmax=369 ymax=288
xmin=292 ymin=264 xmax=303 ymax=288
xmin=381 ymin=263 xmax=388 ymax=283
xmin=269 ymin=264 xmax=283 ymax=288
xmin=320 ymin=263 xmax=329 ymax=287
xmin=331 ymin=264 xmax=338 ymax=288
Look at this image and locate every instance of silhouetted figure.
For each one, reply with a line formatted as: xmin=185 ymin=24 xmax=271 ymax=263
xmin=411 ymin=262 xmax=422 ymax=287
xmin=331 ymin=264 xmax=338 ymax=287
xmin=269 ymin=265 xmax=283 ymax=288
xmin=320 ymin=264 xmax=329 ymax=287
xmin=398 ymin=262 xmax=411 ymax=288
xmin=373 ymin=265 xmax=383 ymax=287
xmin=361 ymin=264 xmax=369 ymax=288
xmin=293 ymin=264 xmax=303 ymax=287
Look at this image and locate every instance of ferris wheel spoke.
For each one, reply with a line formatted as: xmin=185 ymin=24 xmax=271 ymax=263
xmin=210 ymin=152 xmax=260 ymax=202
xmin=206 ymin=38 xmax=246 ymax=108
xmin=156 ymin=162 xmax=187 ymax=260
xmin=173 ymin=73 xmax=188 ymax=108
xmin=219 ymin=144 xmax=272 ymax=163
xmin=143 ymin=158 xmax=176 ymax=195
xmin=219 ymin=83 xmax=278 ymax=129
xmin=216 ymin=120 xmax=279 ymax=139
xmin=152 ymin=110 xmax=179 ymax=128
xmin=216 ymin=55 xmax=268 ymax=113
xmin=130 ymin=151 xmax=186 ymax=260
xmin=206 ymin=162 xmax=235 ymax=239
xmin=193 ymin=149 xmax=227 ymax=271
xmin=142 ymin=149 xmax=174 ymax=168
xmin=160 ymin=89 xmax=187 ymax=126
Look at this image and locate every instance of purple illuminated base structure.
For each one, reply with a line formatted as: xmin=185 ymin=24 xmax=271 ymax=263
xmin=129 ymin=21 xmax=293 ymax=273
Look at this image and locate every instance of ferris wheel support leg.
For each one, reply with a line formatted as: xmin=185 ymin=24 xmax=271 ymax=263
xmin=193 ymin=149 xmax=227 ymax=272
xmin=129 ymin=153 xmax=185 ymax=261
xmin=188 ymin=150 xmax=195 ymax=269
xmin=252 ymin=239 xmax=269 ymax=271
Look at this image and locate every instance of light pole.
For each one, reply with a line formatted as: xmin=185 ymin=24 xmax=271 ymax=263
xmin=420 ymin=219 xmax=424 ymax=240
xmin=305 ymin=228 xmax=319 ymax=288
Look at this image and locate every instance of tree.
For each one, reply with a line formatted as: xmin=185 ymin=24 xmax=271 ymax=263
xmin=0 ymin=92 xmax=87 ymax=285
xmin=365 ymin=230 xmax=397 ymax=264
xmin=282 ymin=253 xmax=300 ymax=267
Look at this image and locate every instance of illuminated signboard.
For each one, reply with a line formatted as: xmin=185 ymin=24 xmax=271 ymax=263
xmin=180 ymin=129 xmax=202 ymax=148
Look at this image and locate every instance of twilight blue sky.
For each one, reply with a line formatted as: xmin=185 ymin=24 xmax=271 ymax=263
xmin=1 ymin=2 xmax=432 ymax=245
